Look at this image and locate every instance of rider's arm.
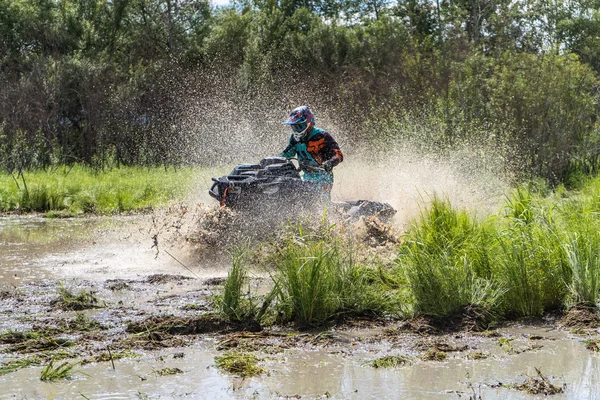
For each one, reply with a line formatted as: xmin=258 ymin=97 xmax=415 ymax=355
xmin=280 ymin=135 xmax=297 ymax=158
xmin=322 ymin=132 xmax=343 ymax=169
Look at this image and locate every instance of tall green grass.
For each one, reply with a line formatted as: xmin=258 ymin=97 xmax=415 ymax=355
xmin=217 ymin=249 xmax=260 ymax=322
xmin=398 ymin=197 xmax=503 ymax=317
xmin=265 ymin=225 xmax=398 ymax=327
xmin=228 ymin=176 xmax=600 ymax=327
xmin=563 ymin=235 xmax=600 ymax=306
xmin=0 ymin=165 xmax=202 ymax=214
xmin=396 ymin=183 xmax=600 ymax=319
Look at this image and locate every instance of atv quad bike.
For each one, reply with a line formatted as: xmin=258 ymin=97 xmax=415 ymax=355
xmin=208 ymin=157 xmax=396 ymax=220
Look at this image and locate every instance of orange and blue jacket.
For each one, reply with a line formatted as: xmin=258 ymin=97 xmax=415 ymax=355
xmin=280 ymin=127 xmax=344 ymax=186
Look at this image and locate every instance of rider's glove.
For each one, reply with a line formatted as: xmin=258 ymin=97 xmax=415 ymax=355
xmin=322 ymin=160 xmax=334 ymax=172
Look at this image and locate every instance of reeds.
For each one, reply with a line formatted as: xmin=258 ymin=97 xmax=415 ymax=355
xmin=268 ymin=228 xmax=395 ymax=327
xmin=564 ymin=237 xmax=600 ymax=305
xmin=225 ymin=176 xmax=600 ymax=326
xmin=218 ymin=249 xmax=257 ymax=322
xmin=398 ymin=197 xmax=503 ymax=317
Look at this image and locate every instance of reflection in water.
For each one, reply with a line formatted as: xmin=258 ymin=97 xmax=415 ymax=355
xmin=265 ymin=330 xmax=600 ymax=400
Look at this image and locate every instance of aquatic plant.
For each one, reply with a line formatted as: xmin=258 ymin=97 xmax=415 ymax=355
xmin=40 ymin=359 xmax=78 ymax=381
xmin=153 ymin=367 xmax=183 ymax=376
xmin=466 ymin=352 xmax=489 ymax=360
xmin=218 ymin=249 xmax=256 ymax=322
xmin=0 ymin=330 xmax=40 ymax=344
xmin=422 ymin=350 xmax=447 ymax=361
xmin=511 ymin=368 xmax=565 ymax=395
xmin=563 ymin=235 xmax=600 ymax=306
xmin=495 ymin=197 xmax=568 ymax=316
xmin=370 ymin=355 xmax=411 ymax=368
xmin=0 ymin=357 xmax=41 ymax=375
xmin=82 ymin=349 xmax=140 ymax=364
xmin=214 ymin=352 xmax=264 ymax=377
xmin=65 ymin=312 xmax=102 ymax=332
xmin=10 ymin=336 xmax=75 ymax=354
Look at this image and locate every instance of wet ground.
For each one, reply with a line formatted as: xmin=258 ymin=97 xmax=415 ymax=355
xmin=2 ymin=215 xmax=600 ymax=399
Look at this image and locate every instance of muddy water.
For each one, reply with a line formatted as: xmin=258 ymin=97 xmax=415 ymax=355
xmin=2 ymin=326 xmax=600 ymax=399
xmin=2 ymin=217 xmax=600 ymax=399
xmin=0 ymin=215 xmax=227 ymax=286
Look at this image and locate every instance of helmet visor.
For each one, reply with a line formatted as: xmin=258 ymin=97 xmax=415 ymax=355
xmin=290 ymin=122 xmax=307 ymax=133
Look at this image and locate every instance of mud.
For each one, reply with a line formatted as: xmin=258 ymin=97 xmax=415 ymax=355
xmin=3 ymin=216 xmax=600 ymax=399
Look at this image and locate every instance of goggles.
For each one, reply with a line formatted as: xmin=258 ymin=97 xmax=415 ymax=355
xmin=290 ymin=122 xmax=307 ymax=133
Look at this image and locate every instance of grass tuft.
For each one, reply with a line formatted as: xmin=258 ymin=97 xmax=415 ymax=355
xmin=40 ymin=358 xmax=78 ymax=381
xmin=214 ymin=352 xmax=264 ymax=377
xmin=51 ymin=285 xmax=104 ymax=311
xmin=267 ymin=225 xmax=396 ymax=327
xmin=564 ymin=234 xmax=600 ymax=306
xmin=0 ymin=357 xmax=41 ymax=375
xmin=397 ymin=196 xmax=503 ymax=318
xmin=218 ymin=249 xmax=257 ymax=322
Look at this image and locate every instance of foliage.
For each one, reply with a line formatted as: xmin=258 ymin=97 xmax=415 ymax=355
xmin=217 ymin=175 xmax=600 ymax=324
xmin=52 ymin=285 xmax=104 ymax=311
xmin=370 ymin=355 xmax=411 ymax=368
xmin=563 ymin=235 xmax=600 ymax=306
xmin=397 ymin=196 xmax=503 ymax=317
xmin=217 ymin=248 xmax=259 ymax=322
xmin=0 ymin=357 xmax=41 ymax=376
xmin=1 ymin=0 xmax=600 ymax=186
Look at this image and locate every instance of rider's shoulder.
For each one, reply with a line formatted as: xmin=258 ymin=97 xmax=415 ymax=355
xmin=308 ymin=127 xmax=329 ymax=138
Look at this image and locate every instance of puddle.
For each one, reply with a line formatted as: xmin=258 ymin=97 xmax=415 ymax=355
xmin=2 ymin=327 xmax=600 ymax=399
xmin=2 ymin=216 xmax=600 ymax=399
xmin=0 ymin=216 xmax=227 ymax=286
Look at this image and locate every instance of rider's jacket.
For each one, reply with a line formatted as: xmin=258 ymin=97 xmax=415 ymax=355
xmin=280 ymin=127 xmax=344 ymax=186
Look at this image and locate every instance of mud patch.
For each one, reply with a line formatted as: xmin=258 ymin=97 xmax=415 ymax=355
xmin=126 ymin=315 xmax=261 ymax=336
xmin=146 ymin=274 xmax=194 ymax=284
xmin=559 ymin=303 xmax=600 ymax=329
xmin=391 ymin=305 xmax=495 ymax=335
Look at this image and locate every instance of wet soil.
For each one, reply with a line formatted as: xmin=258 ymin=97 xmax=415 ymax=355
xmin=2 ymin=274 xmax=600 ymax=399
xmin=3 ymin=216 xmax=600 ymax=399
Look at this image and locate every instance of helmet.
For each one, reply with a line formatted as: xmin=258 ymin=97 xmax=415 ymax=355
xmin=284 ymin=105 xmax=315 ymax=141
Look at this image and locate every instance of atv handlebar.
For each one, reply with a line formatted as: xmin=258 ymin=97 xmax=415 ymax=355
xmin=301 ymin=165 xmax=327 ymax=174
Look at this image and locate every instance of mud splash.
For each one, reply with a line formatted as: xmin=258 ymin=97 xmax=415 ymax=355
xmin=0 ymin=215 xmax=230 ymax=286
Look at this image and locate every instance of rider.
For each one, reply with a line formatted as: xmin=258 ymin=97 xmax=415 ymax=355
xmin=281 ymin=105 xmax=344 ymax=198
